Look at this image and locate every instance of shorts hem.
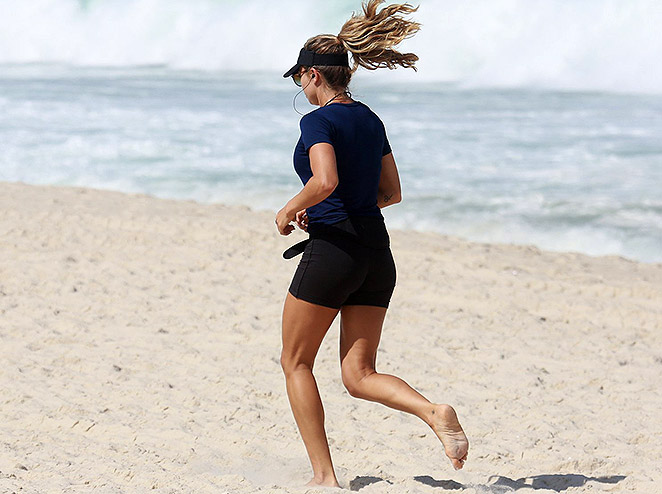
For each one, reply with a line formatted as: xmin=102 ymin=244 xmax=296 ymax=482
xmin=342 ymin=301 xmax=390 ymax=309
xmin=288 ymin=287 xmax=342 ymax=310
xmin=342 ymin=296 xmax=391 ymax=308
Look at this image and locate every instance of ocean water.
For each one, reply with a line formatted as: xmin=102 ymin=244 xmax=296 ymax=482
xmin=1 ymin=0 xmax=661 ymax=263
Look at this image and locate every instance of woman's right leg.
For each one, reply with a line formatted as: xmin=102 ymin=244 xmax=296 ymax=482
xmin=281 ymin=293 xmax=341 ymax=487
xmin=339 ymin=304 xmax=469 ymax=470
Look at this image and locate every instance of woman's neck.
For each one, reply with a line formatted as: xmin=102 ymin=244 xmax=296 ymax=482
xmin=317 ymin=86 xmax=352 ymax=107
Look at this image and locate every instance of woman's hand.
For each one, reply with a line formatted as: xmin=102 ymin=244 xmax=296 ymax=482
xmin=275 ymin=207 xmax=295 ymax=236
xmin=295 ymin=209 xmax=308 ymax=232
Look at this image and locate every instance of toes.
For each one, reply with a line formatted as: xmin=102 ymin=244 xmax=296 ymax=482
xmin=451 ymin=458 xmax=464 ymax=470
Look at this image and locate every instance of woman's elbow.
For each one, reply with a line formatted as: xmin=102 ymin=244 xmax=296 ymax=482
xmin=319 ymin=178 xmax=338 ymax=195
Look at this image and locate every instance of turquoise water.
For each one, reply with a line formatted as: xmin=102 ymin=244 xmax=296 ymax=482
xmin=1 ymin=65 xmax=661 ymax=262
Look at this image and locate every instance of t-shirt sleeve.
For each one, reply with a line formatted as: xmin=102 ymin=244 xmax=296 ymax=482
xmin=382 ymin=132 xmax=392 ymax=156
xmin=299 ymin=112 xmax=334 ymax=151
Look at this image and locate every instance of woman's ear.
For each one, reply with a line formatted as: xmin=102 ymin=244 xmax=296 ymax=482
xmin=310 ymin=68 xmax=320 ymax=85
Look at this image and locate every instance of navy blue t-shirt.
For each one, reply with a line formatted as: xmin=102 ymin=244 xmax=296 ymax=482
xmin=294 ymin=101 xmax=392 ymax=225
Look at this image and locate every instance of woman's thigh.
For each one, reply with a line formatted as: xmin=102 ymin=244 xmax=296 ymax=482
xmin=339 ymin=305 xmax=388 ymax=376
xmin=281 ymin=292 xmax=339 ymax=371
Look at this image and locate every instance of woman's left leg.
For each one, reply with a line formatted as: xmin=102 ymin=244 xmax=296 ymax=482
xmin=280 ymin=293 xmax=340 ymax=487
xmin=339 ymin=304 xmax=469 ymax=470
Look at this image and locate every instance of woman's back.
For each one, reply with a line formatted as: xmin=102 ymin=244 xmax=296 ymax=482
xmin=294 ymin=101 xmax=391 ymax=225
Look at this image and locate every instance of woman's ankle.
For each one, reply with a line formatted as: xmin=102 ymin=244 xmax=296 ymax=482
xmin=307 ymin=473 xmax=340 ymax=488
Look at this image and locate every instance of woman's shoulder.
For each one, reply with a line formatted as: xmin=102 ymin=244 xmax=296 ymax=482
xmin=352 ymin=101 xmax=387 ymax=129
xmin=299 ymin=107 xmax=332 ymax=129
xmin=350 ymin=100 xmax=384 ymax=120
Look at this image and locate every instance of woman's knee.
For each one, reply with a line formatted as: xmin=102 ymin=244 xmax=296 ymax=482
xmin=280 ymin=353 xmax=295 ymax=376
xmin=280 ymin=352 xmax=313 ymax=378
xmin=341 ymin=361 xmax=375 ymax=398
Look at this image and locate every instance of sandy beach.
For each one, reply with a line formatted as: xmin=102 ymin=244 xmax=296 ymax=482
xmin=1 ymin=181 xmax=660 ymax=494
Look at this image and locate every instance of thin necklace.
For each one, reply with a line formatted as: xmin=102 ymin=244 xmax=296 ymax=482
xmin=323 ymin=91 xmax=351 ymax=107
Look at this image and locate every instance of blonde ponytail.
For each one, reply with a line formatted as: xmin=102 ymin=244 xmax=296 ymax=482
xmin=338 ymin=0 xmax=420 ymax=71
xmin=302 ymin=1 xmax=420 ymax=90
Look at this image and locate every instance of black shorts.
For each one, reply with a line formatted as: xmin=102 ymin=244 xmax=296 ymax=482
xmin=288 ymin=217 xmax=396 ymax=309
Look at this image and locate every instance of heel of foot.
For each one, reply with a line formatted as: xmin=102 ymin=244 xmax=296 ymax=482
xmin=429 ymin=404 xmax=469 ymax=469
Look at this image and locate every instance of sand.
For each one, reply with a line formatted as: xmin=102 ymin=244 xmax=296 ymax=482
xmin=1 ymin=181 xmax=661 ymax=494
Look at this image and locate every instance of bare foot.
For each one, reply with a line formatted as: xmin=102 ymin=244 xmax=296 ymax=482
xmin=428 ymin=404 xmax=469 ymax=470
xmin=305 ymin=477 xmax=341 ymax=488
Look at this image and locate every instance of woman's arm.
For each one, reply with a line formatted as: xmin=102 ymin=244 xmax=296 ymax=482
xmin=275 ymin=143 xmax=339 ymax=235
xmin=377 ymin=152 xmax=402 ymax=208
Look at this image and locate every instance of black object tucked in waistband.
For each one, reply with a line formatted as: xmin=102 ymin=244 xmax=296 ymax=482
xmin=283 ymin=216 xmax=390 ymax=259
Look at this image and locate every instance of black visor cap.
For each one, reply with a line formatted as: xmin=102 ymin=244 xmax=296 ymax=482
xmin=283 ymin=48 xmax=350 ymax=78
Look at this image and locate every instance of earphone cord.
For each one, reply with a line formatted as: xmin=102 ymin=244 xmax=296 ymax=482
xmin=292 ymin=88 xmax=306 ymax=115
xmin=292 ymin=79 xmax=352 ymax=115
xmin=292 ymin=77 xmax=313 ymax=115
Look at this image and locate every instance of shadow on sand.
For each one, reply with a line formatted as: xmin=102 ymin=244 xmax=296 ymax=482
xmin=349 ymin=476 xmax=392 ymax=491
xmin=349 ymin=473 xmax=626 ymax=492
xmin=413 ymin=473 xmax=627 ymax=492
xmin=486 ymin=474 xmax=627 ymax=491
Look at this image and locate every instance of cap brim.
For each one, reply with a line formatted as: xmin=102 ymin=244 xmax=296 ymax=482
xmin=283 ymin=49 xmax=349 ymax=78
xmin=283 ymin=64 xmax=301 ymax=78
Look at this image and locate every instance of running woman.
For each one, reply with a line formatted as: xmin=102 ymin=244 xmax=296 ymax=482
xmin=275 ymin=1 xmax=469 ymax=487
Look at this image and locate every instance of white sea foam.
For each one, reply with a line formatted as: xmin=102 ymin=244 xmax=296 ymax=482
xmin=1 ymin=0 xmax=661 ymax=93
